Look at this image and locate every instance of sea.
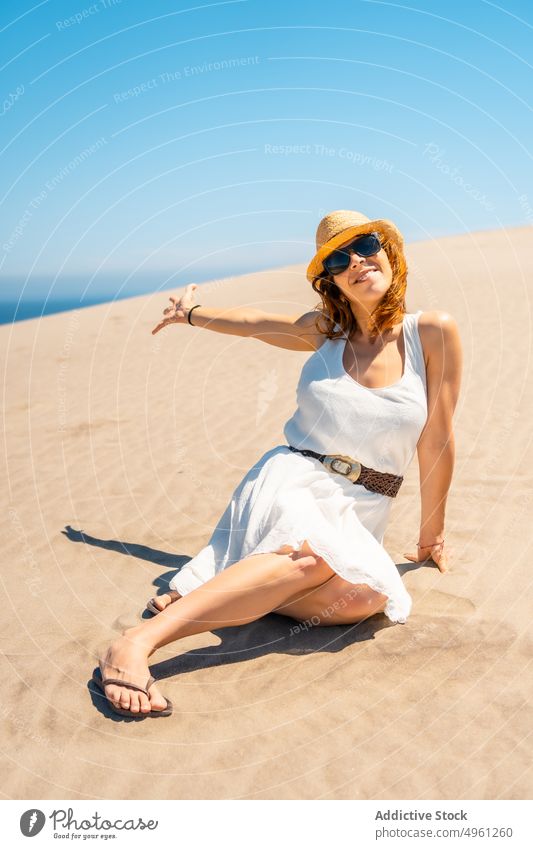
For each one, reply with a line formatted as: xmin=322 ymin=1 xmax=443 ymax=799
xmin=0 ymin=272 xmax=215 ymax=326
xmin=0 ymin=258 xmax=300 ymax=325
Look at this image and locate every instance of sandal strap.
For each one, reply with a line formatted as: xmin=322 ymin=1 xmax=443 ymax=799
xmin=100 ymin=677 xmax=150 ymax=697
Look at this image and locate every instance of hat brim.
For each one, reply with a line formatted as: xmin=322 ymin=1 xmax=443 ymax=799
xmin=306 ymin=219 xmax=404 ymax=283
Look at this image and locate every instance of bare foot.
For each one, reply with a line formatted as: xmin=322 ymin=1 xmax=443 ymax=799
xmin=98 ymin=629 xmax=169 ymax=715
xmin=147 ymin=590 xmax=181 ymax=614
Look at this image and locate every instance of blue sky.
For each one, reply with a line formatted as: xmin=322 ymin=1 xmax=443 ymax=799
xmin=1 ymin=0 xmax=531 ymax=308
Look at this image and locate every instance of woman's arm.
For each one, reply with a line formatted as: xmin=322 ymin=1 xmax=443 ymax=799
xmin=417 ymin=440 xmax=455 ymax=543
xmin=189 ymin=306 xmax=326 ymax=351
xmin=415 ymin=311 xmax=463 ymax=554
xmin=152 ymin=284 xmax=327 ymax=351
xmin=181 ymin=305 xmax=263 ymax=337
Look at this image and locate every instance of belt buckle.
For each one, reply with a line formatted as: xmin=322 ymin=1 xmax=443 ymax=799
xmin=323 ymin=453 xmax=362 ymax=483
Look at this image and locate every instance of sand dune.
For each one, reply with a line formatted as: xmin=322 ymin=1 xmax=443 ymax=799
xmin=1 ymin=225 xmax=531 ymax=799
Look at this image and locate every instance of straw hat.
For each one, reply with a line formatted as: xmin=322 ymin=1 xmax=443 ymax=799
xmin=306 ymin=209 xmax=405 ymax=283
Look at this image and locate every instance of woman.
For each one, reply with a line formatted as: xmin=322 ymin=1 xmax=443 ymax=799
xmin=92 ymin=209 xmax=462 ymax=718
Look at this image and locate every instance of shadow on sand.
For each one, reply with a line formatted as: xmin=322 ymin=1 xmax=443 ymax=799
xmin=64 ymin=525 xmax=422 ymax=722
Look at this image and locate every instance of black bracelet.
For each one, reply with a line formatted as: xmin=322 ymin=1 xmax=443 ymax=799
xmin=187 ymin=304 xmax=202 ymax=326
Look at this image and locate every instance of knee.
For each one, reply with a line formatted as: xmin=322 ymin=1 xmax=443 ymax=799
xmin=343 ymin=586 xmax=388 ymax=623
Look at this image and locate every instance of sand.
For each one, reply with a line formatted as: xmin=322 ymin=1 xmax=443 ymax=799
xmin=1 ymin=225 xmax=532 ymax=800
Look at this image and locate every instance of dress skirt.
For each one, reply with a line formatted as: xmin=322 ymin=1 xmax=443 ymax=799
xmin=169 ymin=445 xmax=412 ymax=624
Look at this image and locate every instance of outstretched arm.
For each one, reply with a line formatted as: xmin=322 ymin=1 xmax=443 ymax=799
xmin=152 ymin=284 xmax=326 ymax=351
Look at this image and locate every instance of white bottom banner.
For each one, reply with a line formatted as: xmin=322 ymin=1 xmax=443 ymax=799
xmin=3 ymin=799 xmax=532 ymax=847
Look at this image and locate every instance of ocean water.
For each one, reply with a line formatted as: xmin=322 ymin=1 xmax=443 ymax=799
xmin=0 ymin=274 xmax=208 ymax=326
xmin=0 ymin=259 xmax=291 ymax=325
xmin=0 ymin=298 xmax=106 ymax=324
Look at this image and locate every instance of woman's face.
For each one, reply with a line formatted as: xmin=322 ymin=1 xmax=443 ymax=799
xmin=328 ymin=233 xmax=394 ymax=302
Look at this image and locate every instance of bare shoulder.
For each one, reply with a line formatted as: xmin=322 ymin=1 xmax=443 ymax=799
xmin=291 ymin=309 xmax=330 ymax=351
xmin=417 ymin=310 xmax=462 ymax=367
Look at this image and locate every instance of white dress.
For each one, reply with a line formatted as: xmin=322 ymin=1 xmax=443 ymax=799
xmin=170 ymin=310 xmax=428 ymax=624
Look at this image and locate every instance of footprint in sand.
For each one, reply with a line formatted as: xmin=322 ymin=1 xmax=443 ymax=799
xmin=414 ymin=589 xmax=476 ymax=617
xmin=112 ymin=613 xmax=143 ymax=632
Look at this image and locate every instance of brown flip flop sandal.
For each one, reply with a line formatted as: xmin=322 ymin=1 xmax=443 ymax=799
xmin=146 ymin=598 xmax=164 ymax=616
xmin=91 ymin=668 xmax=173 ymax=718
xmin=145 ymin=591 xmax=180 ymax=616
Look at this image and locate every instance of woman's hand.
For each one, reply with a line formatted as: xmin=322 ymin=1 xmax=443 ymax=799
xmin=403 ymin=540 xmax=450 ymax=573
xmin=151 ymin=284 xmax=199 ymax=335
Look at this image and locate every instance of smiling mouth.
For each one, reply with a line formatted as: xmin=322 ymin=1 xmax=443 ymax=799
xmin=353 ymin=268 xmax=378 ymax=283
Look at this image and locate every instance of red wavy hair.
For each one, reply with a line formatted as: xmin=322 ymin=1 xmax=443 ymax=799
xmin=309 ymin=229 xmax=408 ymax=341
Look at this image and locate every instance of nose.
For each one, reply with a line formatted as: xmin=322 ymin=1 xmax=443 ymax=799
xmin=349 ymin=247 xmax=379 ymax=268
xmin=349 ymin=251 xmax=368 ymax=268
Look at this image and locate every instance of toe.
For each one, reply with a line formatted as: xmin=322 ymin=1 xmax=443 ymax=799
xmin=139 ymin=692 xmax=151 ymax=713
xmin=153 ymin=594 xmax=169 ymax=611
xmin=128 ymin=692 xmax=140 ymax=714
xmin=118 ymin=688 xmax=131 ymax=711
xmin=154 ymin=591 xmax=180 ymax=611
xmin=104 ymin=684 xmax=122 ymax=709
xmin=147 ymin=682 xmax=168 ymax=712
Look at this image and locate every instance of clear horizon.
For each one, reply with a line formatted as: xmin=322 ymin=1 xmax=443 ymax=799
xmin=0 ymin=219 xmax=529 ymax=324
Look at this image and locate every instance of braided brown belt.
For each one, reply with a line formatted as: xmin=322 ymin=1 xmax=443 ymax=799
xmin=287 ymin=445 xmax=403 ymax=498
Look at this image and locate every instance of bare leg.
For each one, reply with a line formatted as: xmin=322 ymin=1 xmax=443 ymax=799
xmin=272 ymin=574 xmax=388 ymax=624
xmin=99 ymin=544 xmax=335 ymax=714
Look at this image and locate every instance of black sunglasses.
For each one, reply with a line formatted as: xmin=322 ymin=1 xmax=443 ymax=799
xmin=322 ymin=231 xmax=382 ymax=276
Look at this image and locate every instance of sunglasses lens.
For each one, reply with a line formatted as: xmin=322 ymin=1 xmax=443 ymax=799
xmin=323 ymin=232 xmax=382 ymax=275
xmin=324 ymin=248 xmax=351 ymax=275
xmin=355 ymin=233 xmax=381 ymax=255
